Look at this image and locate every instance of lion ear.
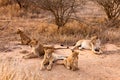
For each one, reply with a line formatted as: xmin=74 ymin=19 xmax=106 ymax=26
xmin=91 ymin=36 xmax=98 ymax=40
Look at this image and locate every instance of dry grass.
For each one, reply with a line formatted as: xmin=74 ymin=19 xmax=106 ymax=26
xmin=0 ymin=18 xmax=120 ymax=47
xmin=0 ymin=58 xmax=42 ymax=80
xmin=0 ymin=1 xmax=119 ymax=46
xmin=101 ymin=28 xmax=120 ymax=43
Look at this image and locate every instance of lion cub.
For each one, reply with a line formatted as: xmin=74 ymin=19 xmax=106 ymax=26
xmin=40 ymin=47 xmax=55 ymax=71
xmin=40 ymin=47 xmax=67 ymax=71
xmin=62 ymin=50 xmax=79 ymax=71
xmin=22 ymin=39 xmax=45 ymax=59
xmin=16 ymin=29 xmax=31 ymax=45
xmin=74 ymin=36 xmax=103 ymax=54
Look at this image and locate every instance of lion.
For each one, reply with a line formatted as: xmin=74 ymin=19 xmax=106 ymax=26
xmin=73 ymin=36 xmax=103 ymax=54
xmin=16 ymin=29 xmax=31 ymax=45
xmin=56 ymin=50 xmax=79 ymax=71
xmin=22 ymin=38 xmax=45 ymax=59
xmin=23 ymin=38 xmax=68 ymax=59
xmin=40 ymin=47 xmax=67 ymax=71
xmin=40 ymin=47 xmax=54 ymax=71
xmin=63 ymin=50 xmax=79 ymax=71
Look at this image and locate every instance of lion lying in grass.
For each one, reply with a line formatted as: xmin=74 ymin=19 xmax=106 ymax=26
xmin=40 ymin=47 xmax=67 ymax=71
xmin=74 ymin=36 xmax=103 ymax=54
xmin=22 ymin=38 xmax=45 ymax=59
xmin=23 ymin=38 xmax=68 ymax=59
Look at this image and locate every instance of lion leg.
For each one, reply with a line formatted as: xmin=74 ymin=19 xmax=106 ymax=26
xmin=71 ymin=66 xmax=76 ymax=71
xmin=63 ymin=59 xmax=67 ymax=67
xmin=91 ymin=43 xmax=102 ymax=54
xmin=91 ymin=43 xmax=97 ymax=54
xmin=24 ymin=40 xmax=29 ymax=45
xmin=66 ymin=65 xmax=71 ymax=70
xmin=93 ymin=49 xmax=103 ymax=54
xmin=99 ymin=49 xmax=103 ymax=54
xmin=47 ymin=59 xmax=54 ymax=71
xmin=63 ymin=59 xmax=70 ymax=70
xmin=22 ymin=53 xmax=38 ymax=59
xmin=91 ymin=45 xmax=103 ymax=54
xmin=21 ymin=39 xmax=27 ymax=45
xmin=79 ymin=46 xmax=84 ymax=50
xmin=26 ymin=39 xmax=31 ymax=45
xmin=66 ymin=61 xmax=71 ymax=70
xmin=40 ymin=58 xmax=48 ymax=70
xmin=72 ymin=61 xmax=79 ymax=71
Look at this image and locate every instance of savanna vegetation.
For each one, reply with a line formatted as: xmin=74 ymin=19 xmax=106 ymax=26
xmin=0 ymin=0 xmax=119 ymax=47
xmin=0 ymin=0 xmax=120 ymax=80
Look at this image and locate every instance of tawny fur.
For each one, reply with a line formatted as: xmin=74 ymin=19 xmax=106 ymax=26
xmin=40 ymin=47 xmax=67 ymax=71
xmin=63 ymin=50 xmax=79 ymax=71
xmin=16 ymin=29 xmax=31 ymax=45
xmin=74 ymin=36 xmax=103 ymax=54
xmin=40 ymin=48 xmax=55 ymax=71
xmin=23 ymin=39 xmax=68 ymax=59
xmin=22 ymin=39 xmax=45 ymax=59
xmin=56 ymin=49 xmax=79 ymax=71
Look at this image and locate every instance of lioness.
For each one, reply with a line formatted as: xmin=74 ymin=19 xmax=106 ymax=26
xmin=16 ymin=29 xmax=31 ymax=45
xmin=22 ymin=38 xmax=45 ymax=59
xmin=23 ymin=38 xmax=68 ymax=59
xmin=40 ymin=47 xmax=67 ymax=71
xmin=74 ymin=36 xmax=103 ymax=54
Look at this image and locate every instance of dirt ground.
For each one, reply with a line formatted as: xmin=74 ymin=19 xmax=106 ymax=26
xmin=0 ymin=41 xmax=120 ymax=80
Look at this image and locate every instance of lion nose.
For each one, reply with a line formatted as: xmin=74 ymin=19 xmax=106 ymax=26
xmin=94 ymin=48 xmax=99 ymax=52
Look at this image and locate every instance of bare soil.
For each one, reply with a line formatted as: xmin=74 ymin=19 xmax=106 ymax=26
xmin=0 ymin=41 xmax=120 ymax=80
